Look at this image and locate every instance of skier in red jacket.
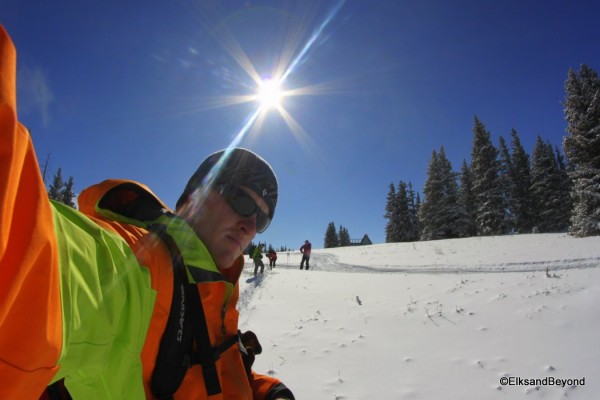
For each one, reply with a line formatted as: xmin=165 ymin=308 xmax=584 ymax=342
xmin=300 ymin=240 xmax=312 ymax=270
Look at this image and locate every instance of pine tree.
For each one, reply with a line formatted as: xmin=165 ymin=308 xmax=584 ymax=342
xmin=48 ymin=167 xmax=64 ymax=201
xmin=470 ymin=116 xmax=504 ymax=235
xmin=61 ymin=176 xmax=76 ymax=208
xmin=530 ymin=137 xmax=570 ymax=232
xmin=548 ymin=144 xmax=573 ymax=232
xmin=386 ymin=181 xmax=420 ymax=242
xmin=419 ymin=147 xmax=460 ymax=240
xmin=384 ymin=183 xmax=401 ymax=242
xmin=395 ymin=181 xmax=413 ymax=242
xmin=555 ymin=146 xmax=573 ymax=229
xmin=497 ymin=136 xmax=514 ymax=233
xmin=419 ymin=150 xmax=443 ymax=240
xmin=47 ymin=167 xmax=76 ymax=208
xmin=324 ymin=222 xmax=339 ymax=248
xmin=406 ymin=182 xmax=420 ymax=241
xmin=457 ymin=160 xmax=476 ymax=237
xmin=563 ymin=64 xmax=600 ymax=236
xmin=437 ymin=147 xmax=461 ymax=238
xmin=413 ymin=191 xmax=422 ymax=240
xmin=338 ymin=225 xmax=351 ymax=246
xmin=509 ymin=129 xmax=535 ymax=233
xmin=530 ymin=137 xmax=552 ymax=231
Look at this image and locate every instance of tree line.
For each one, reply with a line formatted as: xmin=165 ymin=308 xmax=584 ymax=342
xmin=246 ymin=242 xmax=290 ymax=256
xmin=385 ymin=64 xmax=600 ymax=241
xmin=42 ymin=154 xmax=76 ymax=208
xmin=323 ymin=222 xmax=351 ymax=248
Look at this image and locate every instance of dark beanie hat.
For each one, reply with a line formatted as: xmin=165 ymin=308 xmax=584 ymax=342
xmin=176 ymin=148 xmax=278 ymax=221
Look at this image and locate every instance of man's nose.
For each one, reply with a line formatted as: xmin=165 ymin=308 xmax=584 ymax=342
xmin=239 ymin=213 xmax=258 ymax=235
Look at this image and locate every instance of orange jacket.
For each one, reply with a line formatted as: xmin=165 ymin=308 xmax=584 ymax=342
xmin=0 ymin=23 xmax=62 ymax=399
xmin=1 ymin=24 xmax=290 ymax=400
xmin=78 ymin=179 xmax=253 ymax=399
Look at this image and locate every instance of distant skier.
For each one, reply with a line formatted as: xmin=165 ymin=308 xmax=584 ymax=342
xmin=300 ymin=240 xmax=312 ymax=270
xmin=252 ymin=243 xmax=265 ymax=275
xmin=267 ymin=249 xmax=277 ymax=269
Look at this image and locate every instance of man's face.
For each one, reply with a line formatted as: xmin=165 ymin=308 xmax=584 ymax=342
xmin=178 ymin=186 xmax=270 ymax=271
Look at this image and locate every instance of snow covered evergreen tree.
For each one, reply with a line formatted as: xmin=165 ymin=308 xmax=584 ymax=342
xmin=419 ymin=147 xmax=460 ymax=240
xmin=555 ymin=146 xmax=573 ymax=228
xmin=563 ymin=64 xmax=600 ymax=236
xmin=324 ymin=222 xmax=339 ymax=248
xmin=384 ymin=183 xmax=401 ymax=243
xmin=419 ymin=150 xmax=443 ymax=240
xmin=470 ymin=116 xmax=504 ymax=235
xmin=395 ymin=181 xmax=413 ymax=242
xmin=509 ymin=129 xmax=535 ymax=233
xmin=530 ymin=137 xmax=571 ymax=232
xmin=415 ymin=192 xmax=422 ymax=238
xmin=406 ymin=182 xmax=421 ymax=241
xmin=437 ymin=147 xmax=461 ymax=238
xmin=457 ymin=160 xmax=477 ymax=237
xmin=385 ymin=181 xmax=420 ymax=242
xmin=498 ymin=136 xmax=515 ymax=233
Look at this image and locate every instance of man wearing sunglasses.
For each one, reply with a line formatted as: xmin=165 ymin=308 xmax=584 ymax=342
xmin=0 ymin=25 xmax=293 ymax=400
xmin=175 ymin=148 xmax=278 ymax=275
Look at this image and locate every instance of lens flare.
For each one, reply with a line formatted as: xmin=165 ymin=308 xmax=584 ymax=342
xmin=185 ymin=0 xmax=347 ymax=156
xmin=256 ymin=78 xmax=284 ymax=110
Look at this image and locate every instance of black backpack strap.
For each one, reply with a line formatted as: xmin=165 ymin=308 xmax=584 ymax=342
xmin=186 ymin=281 xmax=222 ymax=396
xmin=148 ymin=224 xmax=239 ymax=399
xmin=43 ymin=379 xmax=73 ymax=400
xmin=149 ymin=224 xmax=194 ymax=400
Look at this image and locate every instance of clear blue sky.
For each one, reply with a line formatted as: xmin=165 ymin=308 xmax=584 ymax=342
xmin=3 ymin=0 xmax=600 ymax=249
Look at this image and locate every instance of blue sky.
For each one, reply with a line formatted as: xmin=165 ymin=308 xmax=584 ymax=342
xmin=3 ymin=0 xmax=600 ymax=249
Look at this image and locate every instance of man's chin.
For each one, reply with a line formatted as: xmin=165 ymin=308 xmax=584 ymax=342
xmin=215 ymin=251 xmax=239 ymax=271
xmin=214 ymin=236 xmax=246 ymax=269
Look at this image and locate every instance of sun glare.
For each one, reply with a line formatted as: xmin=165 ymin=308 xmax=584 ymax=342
xmin=190 ymin=0 xmax=346 ymax=150
xmin=256 ymin=78 xmax=283 ymax=110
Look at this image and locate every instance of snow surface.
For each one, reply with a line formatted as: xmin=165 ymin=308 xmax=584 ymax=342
xmin=238 ymin=233 xmax=600 ymax=399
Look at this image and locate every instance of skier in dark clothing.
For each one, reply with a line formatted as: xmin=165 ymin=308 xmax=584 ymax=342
xmin=267 ymin=249 xmax=277 ymax=269
xmin=252 ymin=243 xmax=265 ymax=275
xmin=300 ymin=240 xmax=312 ymax=270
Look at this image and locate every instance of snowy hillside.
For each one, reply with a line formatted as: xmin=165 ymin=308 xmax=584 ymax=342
xmin=238 ymin=233 xmax=600 ymax=399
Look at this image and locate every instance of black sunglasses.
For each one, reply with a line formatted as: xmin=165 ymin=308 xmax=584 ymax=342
xmin=217 ymin=185 xmax=271 ymax=233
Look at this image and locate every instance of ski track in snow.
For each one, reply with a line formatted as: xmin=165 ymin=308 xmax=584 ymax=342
xmin=307 ymin=252 xmax=600 ymax=274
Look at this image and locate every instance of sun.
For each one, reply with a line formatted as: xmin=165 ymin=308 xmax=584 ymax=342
xmin=190 ymin=1 xmax=347 ymax=148
xmin=256 ymin=78 xmax=284 ymax=110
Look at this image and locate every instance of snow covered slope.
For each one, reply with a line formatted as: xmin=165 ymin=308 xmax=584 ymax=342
xmin=239 ymin=233 xmax=600 ymax=399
